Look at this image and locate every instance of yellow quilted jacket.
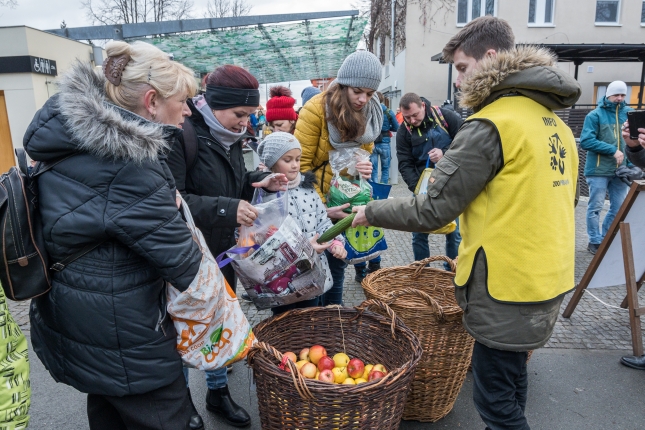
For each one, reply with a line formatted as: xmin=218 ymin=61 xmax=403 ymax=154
xmin=295 ymin=93 xmax=373 ymax=203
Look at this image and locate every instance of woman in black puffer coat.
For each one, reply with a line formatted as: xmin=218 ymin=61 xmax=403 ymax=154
xmin=24 ymin=41 xmax=205 ymax=429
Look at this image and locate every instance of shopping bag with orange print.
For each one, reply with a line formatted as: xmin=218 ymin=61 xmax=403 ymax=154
xmin=167 ymin=197 xmax=256 ymax=370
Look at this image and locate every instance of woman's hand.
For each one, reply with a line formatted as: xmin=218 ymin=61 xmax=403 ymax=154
xmin=326 ymin=203 xmax=351 ymax=220
xmin=310 ymin=235 xmax=333 ymax=254
xmin=622 ymin=121 xmax=645 ymax=148
xmin=355 ymin=160 xmax=373 ymax=179
xmin=252 ymin=173 xmax=289 ymax=192
xmin=237 ymin=200 xmax=259 ymax=227
xmin=330 ymin=243 xmax=347 ymax=259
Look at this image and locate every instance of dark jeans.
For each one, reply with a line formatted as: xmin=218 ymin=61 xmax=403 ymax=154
xmin=471 ymin=341 xmax=530 ymax=430
xmin=272 ymin=296 xmax=320 ymax=316
xmin=353 ymin=255 xmax=381 ymax=269
xmin=321 ymin=250 xmax=347 ymax=306
xmin=87 ymin=374 xmax=197 ymax=430
xmin=412 ymin=218 xmax=461 ymax=270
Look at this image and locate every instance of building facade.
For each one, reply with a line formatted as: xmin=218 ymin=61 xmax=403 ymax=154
xmin=376 ymin=0 xmax=645 ymax=109
xmin=0 ymin=26 xmax=103 ymax=172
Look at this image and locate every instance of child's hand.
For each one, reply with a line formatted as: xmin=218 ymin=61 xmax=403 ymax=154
xmin=330 ymin=244 xmax=347 ymax=259
xmin=310 ymin=235 xmax=332 ymax=254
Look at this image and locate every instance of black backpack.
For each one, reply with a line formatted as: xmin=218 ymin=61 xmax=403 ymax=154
xmin=0 ymin=149 xmax=102 ymax=301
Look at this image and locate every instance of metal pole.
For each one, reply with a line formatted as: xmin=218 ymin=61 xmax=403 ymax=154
xmin=638 ymin=59 xmax=645 ymax=109
xmin=390 ymin=0 xmax=395 ymax=66
xmin=574 ymin=63 xmax=579 ymax=80
xmin=447 ymin=63 xmax=452 ymax=101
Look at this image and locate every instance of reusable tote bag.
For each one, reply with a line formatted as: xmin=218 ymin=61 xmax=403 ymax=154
xmin=167 ymin=197 xmax=255 ymax=370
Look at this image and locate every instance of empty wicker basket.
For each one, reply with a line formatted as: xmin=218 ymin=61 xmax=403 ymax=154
xmin=362 ymin=256 xmax=475 ymax=422
xmin=248 ymin=300 xmax=423 ymax=429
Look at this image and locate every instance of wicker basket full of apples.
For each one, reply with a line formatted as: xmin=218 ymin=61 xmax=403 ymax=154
xmin=247 ymin=300 xmax=423 ymax=430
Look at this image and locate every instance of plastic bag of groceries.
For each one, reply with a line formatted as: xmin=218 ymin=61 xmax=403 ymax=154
xmin=218 ymin=190 xmax=327 ymax=310
xmin=327 ymin=148 xmax=373 ymax=212
xmin=413 ymin=160 xmax=458 ymax=235
xmin=167 ymin=197 xmax=255 ymax=370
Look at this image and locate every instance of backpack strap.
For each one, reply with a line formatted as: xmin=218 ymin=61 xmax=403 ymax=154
xmin=430 ymin=106 xmax=449 ymax=134
xmin=181 ymin=118 xmax=199 ymax=172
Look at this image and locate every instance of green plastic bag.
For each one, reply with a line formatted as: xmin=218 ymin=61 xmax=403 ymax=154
xmin=327 ymin=148 xmax=372 ymax=212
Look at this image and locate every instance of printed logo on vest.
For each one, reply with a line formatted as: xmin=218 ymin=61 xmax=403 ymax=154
xmin=548 ymin=133 xmax=566 ymax=175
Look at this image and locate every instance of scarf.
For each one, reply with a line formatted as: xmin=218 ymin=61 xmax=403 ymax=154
xmin=326 ymin=86 xmax=383 ymax=149
xmin=193 ymin=95 xmax=246 ymax=148
xmin=287 ymin=172 xmax=302 ymax=190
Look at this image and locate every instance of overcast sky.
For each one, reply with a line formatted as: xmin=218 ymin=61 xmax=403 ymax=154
xmin=0 ymin=0 xmax=353 ymax=32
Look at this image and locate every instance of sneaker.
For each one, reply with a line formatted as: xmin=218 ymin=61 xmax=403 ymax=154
xmin=240 ymin=293 xmax=252 ymax=302
xmin=587 ymin=243 xmax=600 ymax=255
xmin=354 ymin=266 xmax=368 ymax=283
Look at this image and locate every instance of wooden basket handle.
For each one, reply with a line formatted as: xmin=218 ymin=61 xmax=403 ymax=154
xmin=386 ymin=287 xmax=446 ymax=322
xmin=409 ymin=255 xmax=456 ymax=277
xmin=353 ymin=299 xmax=401 ymax=338
xmin=248 ymin=341 xmax=315 ymax=400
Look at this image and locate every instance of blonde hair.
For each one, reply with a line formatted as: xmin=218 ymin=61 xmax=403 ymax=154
xmin=104 ymin=41 xmax=197 ymax=112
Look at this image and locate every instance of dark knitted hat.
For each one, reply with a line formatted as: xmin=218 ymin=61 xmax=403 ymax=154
xmin=266 ymin=86 xmax=298 ymax=122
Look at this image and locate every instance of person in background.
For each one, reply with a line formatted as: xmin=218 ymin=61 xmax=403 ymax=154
xmin=353 ymin=17 xmax=581 ymax=429
xmin=257 ymin=132 xmax=347 ymax=315
xmin=580 ymin=80 xmax=633 ymax=255
xmin=295 ymin=50 xmax=382 ymax=305
xmin=622 ymin=120 xmax=645 ymax=370
xmin=266 ymin=86 xmax=298 ymax=134
xmin=397 ymin=92 xmax=463 ymax=270
xmin=395 ymin=107 xmax=403 ymax=125
xmin=167 ymin=64 xmax=287 ymax=428
xmin=25 ymin=41 xmax=205 ymax=429
xmin=300 ymin=86 xmax=322 ymax=113
xmin=249 ymin=108 xmax=259 ymax=136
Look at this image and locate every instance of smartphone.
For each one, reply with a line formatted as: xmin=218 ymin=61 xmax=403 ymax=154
xmin=627 ymin=110 xmax=645 ymax=140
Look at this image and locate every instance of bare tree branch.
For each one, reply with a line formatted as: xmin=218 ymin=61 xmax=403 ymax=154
xmin=82 ymin=0 xmax=192 ymax=25
xmin=204 ymin=0 xmax=250 ymax=18
xmin=0 ymin=0 xmax=17 ymax=8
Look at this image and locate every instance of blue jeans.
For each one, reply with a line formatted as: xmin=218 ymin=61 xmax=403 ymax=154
xmin=183 ymin=367 xmax=228 ymax=390
xmin=370 ymin=142 xmax=391 ymax=184
xmin=321 ymin=250 xmax=347 ymax=306
xmin=412 ymin=219 xmax=461 ymax=270
xmin=586 ymin=175 xmax=629 ymax=245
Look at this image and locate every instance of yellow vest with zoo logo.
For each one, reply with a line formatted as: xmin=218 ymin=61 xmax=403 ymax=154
xmin=454 ymin=95 xmax=578 ymax=303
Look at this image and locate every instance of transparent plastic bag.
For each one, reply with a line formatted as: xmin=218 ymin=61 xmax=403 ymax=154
xmin=327 ymin=148 xmax=373 ymax=212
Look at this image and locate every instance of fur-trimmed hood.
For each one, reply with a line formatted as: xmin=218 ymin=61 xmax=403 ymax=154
xmin=458 ymin=46 xmax=581 ymax=111
xmin=24 ymin=61 xmax=177 ymax=163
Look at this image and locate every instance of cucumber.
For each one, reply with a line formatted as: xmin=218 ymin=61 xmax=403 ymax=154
xmin=317 ymin=214 xmax=356 ymax=243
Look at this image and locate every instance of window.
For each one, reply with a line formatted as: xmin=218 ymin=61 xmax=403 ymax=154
xmin=528 ymin=0 xmax=555 ymax=25
xmin=595 ymin=0 xmax=621 ymax=24
xmin=457 ymin=0 xmax=496 ymax=25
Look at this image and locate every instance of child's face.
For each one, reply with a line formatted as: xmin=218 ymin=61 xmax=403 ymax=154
xmin=272 ymin=149 xmax=301 ymax=181
xmin=271 ymin=120 xmax=294 ymax=133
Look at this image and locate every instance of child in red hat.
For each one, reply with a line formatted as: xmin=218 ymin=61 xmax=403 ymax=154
xmin=265 ymin=86 xmax=298 ymax=134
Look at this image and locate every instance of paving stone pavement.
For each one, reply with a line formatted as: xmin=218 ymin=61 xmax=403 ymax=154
xmin=9 ymin=175 xmax=644 ymax=352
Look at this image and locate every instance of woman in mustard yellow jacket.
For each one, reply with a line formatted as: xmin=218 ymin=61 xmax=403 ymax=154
xmin=294 ymin=51 xmax=383 ymax=305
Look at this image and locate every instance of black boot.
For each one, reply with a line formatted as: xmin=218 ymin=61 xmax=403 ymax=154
xmin=620 ymin=355 xmax=645 ymax=370
xmin=367 ymin=262 xmax=381 ymax=273
xmin=205 ymin=385 xmax=251 ymax=428
xmin=186 ymin=389 xmax=204 ymax=430
xmin=354 ymin=266 xmax=368 ymax=283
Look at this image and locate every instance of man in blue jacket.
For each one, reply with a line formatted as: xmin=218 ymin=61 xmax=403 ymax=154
xmin=580 ymin=81 xmax=633 ymax=254
xmin=370 ymin=92 xmax=399 ymax=184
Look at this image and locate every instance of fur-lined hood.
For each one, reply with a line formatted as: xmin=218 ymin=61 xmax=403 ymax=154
xmin=458 ymin=46 xmax=581 ymax=111
xmin=24 ymin=61 xmax=176 ymax=163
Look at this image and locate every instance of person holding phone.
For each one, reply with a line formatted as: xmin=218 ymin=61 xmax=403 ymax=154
xmin=580 ymin=80 xmax=634 ymax=255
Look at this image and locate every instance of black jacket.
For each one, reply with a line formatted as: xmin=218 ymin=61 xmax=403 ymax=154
xmin=396 ymin=98 xmax=463 ymax=192
xmin=23 ymin=62 xmax=201 ymax=397
xmin=167 ymin=99 xmax=268 ymax=261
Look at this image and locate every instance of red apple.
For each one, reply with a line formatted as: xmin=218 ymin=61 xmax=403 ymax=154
xmin=284 ymin=352 xmax=297 ymax=363
xmin=368 ymin=370 xmax=386 ymax=382
xmin=299 ymin=348 xmax=310 ymax=362
xmin=347 ymin=358 xmax=365 ymax=379
xmin=317 ymin=355 xmax=335 ymax=372
xmin=372 ymin=364 xmax=387 ymax=375
xmin=300 ymin=362 xmax=317 ymax=379
xmin=308 ymin=345 xmax=327 ymax=365
xmin=318 ymin=369 xmax=334 ymax=383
